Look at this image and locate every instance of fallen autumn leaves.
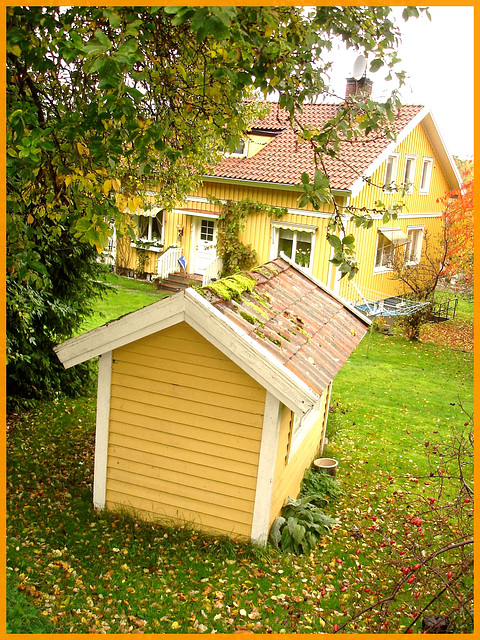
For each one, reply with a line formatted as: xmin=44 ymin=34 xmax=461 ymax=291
xmin=7 ymin=322 xmax=473 ymax=633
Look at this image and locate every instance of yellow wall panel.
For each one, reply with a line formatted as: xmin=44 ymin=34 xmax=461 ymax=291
xmin=269 ymin=388 xmax=330 ymax=525
xmin=105 ymin=322 xmax=266 ymax=538
xmin=338 ymin=214 xmax=444 ymax=302
xmin=349 ymin=123 xmax=450 ymax=214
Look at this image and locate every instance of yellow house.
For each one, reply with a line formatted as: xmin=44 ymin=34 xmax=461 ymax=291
xmin=115 ymin=97 xmax=461 ymax=308
xmin=55 ymin=257 xmax=370 ymax=543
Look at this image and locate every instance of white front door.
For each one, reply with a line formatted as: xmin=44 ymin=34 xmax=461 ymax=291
xmin=194 ymin=218 xmax=218 ymax=275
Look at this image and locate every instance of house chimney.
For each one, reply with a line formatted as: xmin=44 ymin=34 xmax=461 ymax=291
xmin=345 ymin=76 xmax=373 ymax=100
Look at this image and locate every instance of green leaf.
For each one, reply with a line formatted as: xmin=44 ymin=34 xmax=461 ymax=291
xmin=268 ymin=516 xmax=285 ymax=547
xmin=116 ymin=39 xmax=138 ymax=58
xmin=327 ymin=235 xmax=342 ymax=251
xmin=94 ymin=29 xmax=112 ymax=50
xmin=313 ymin=169 xmax=329 ymax=190
xmin=370 ymin=58 xmax=384 ymax=73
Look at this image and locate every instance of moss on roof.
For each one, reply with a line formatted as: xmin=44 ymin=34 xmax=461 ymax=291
xmin=200 ymin=272 xmax=257 ymax=302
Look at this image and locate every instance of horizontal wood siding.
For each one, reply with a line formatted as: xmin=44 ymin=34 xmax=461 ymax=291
xmin=269 ymin=391 xmax=329 ymax=525
xmin=106 ymin=322 xmax=266 ymax=538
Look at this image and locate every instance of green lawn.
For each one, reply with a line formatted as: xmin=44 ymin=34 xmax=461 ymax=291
xmin=7 ymin=280 xmax=473 ymax=634
xmin=77 ymin=272 xmax=169 ymax=334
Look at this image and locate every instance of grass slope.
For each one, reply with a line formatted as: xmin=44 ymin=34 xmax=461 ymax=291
xmin=6 ymin=282 xmax=473 ymax=634
xmin=77 ymin=272 xmax=169 ymax=334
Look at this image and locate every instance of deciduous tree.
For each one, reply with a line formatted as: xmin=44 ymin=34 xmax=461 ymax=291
xmin=439 ymin=160 xmax=474 ymax=288
xmin=7 ymin=5 xmax=427 ymax=404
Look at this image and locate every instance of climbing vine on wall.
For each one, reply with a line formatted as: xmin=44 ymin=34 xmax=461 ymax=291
xmin=209 ymin=197 xmax=287 ymax=277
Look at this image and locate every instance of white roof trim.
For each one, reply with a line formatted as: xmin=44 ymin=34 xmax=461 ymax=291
xmin=55 ymin=288 xmax=318 ymax=414
xmin=54 ymin=293 xmax=186 ymax=369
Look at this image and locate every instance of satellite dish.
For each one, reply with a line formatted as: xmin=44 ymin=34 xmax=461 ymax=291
xmin=352 ymin=55 xmax=367 ymax=80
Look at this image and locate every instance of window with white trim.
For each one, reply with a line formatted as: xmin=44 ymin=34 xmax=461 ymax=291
xmin=375 ymin=231 xmax=395 ymax=271
xmin=419 ymin=158 xmax=433 ymax=194
xmin=200 ymin=219 xmax=215 ymax=242
xmin=278 ymin=229 xmax=313 ymax=269
xmin=404 ymin=226 xmax=424 ymax=265
xmin=402 ymin=155 xmax=417 ymax=194
xmin=134 ymin=211 xmax=164 ymax=248
xmin=289 ymin=403 xmax=323 ymax=460
xmin=271 ymin=223 xmax=317 ymax=271
xmin=228 ymin=139 xmax=249 ymax=157
xmin=383 ymin=154 xmax=399 ymax=192
xmin=374 ymin=227 xmax=410 ymax=272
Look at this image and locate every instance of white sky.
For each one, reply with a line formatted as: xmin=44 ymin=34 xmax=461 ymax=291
xmin=327 ymin=6 xmax=474 ymax=159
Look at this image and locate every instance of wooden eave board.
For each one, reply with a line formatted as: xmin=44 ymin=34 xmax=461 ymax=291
xmin=54 ymin=292 xmax=186 ymax=369
xmin=54 ymin=289 xmax=318 ymax=415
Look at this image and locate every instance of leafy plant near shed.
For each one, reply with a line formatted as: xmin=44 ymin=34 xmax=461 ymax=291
xmin=299 ymin=467 xmax=342 ymax=507
xmin=269 ymin=495 xmax=337 ymax=555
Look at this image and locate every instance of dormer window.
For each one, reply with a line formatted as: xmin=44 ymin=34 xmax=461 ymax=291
xmin=229 ymin=139 xmax=248 ymax=157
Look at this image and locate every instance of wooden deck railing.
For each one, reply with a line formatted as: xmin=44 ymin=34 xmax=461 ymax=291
xmin=202 ymin=256 xmax=223 ymax=286
xmin=157 ymin=246 xmax=182 ymax=279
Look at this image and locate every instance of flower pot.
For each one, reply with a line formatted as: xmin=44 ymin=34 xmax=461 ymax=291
xmin=314 ymin=457 xmax=338 ymax=477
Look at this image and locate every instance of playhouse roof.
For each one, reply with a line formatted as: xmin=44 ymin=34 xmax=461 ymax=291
xmin=55 ymin=258 xmax=370 ymax=415
xmin=208 ymin=103 xmax=461 ymax=195
xmin=200 ymin=257 xmax=370 ymax=397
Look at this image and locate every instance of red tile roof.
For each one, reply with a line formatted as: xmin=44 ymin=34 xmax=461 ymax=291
xmin=200 ymin=257 xmax=370 ymax=396
xmin=210 ymin=103 xmax=424 ymax=191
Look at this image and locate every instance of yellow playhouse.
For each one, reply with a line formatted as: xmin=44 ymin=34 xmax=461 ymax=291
xmin=55 ymin=257 xmax=370 ymax=544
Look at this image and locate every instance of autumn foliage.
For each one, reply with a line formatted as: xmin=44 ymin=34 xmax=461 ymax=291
xmin=439 ymin=161 xmax=474 ymax=287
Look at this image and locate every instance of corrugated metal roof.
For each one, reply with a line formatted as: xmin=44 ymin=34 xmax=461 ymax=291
xmin=200 ymin=257 xmax=370 ymax=396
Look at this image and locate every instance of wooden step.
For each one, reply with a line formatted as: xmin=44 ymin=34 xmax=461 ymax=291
xmin=155 ymin=271 xmax=203 ymax=293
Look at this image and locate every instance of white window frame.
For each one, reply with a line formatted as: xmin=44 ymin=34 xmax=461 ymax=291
xmin=402 ymin=155 xmax=417 ymax=195
xmin=289 ymin=402 xmax=323 ymax=461
xmin=227 ymin=138 xmax=249 ymax=158
xmin=419 ymin=157 xmax=434 ymax=195
xmin=383 ymin=153 xmax=399 ymax=193
xmin=270 ymin=225 xmax=316 ymax=273
xmin=132 ymin=212 xmax=164 ymax=251
xmin=404 ymin=225 xmax=424 ymax=265
xmin=373 ymin=228 xmax=398 ymax=273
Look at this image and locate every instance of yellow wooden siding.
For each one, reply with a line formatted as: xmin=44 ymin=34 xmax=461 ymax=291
xmin=246 ymin=134 xmax=274 ymax=157
xmin=191 ymin=181 xmax=334 ymax=214
xmin=338 ymin=214 xmax=444 ymax=302
xmin=269 ymin=388 xmax=330 ymax=526
xmin=349 ymin=124 xmax=450 ymax=214
xmin=105 ymin=322 xmax=266 ymax=538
